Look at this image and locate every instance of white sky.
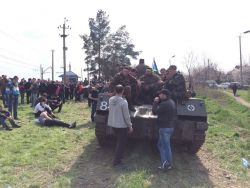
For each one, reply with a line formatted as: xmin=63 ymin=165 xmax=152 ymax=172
xmin=1 ymin=0 xmax=250 ymax=80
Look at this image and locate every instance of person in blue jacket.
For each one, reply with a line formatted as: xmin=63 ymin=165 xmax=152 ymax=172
xmin=6 ymin=76 xmax=20 ymax=120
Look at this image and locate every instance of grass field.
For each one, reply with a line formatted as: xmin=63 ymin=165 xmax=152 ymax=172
xmin=0 ymin=91 xmax=250 ymax=187
xmin=0 ymin=102 xmax=93 ymax=187
xmin=198 ymin=88 xmax=250 ymax=176
xmin=236 ymin=90 xmax=250 ymax=102
xmin=225 ymin=88 xmax=250 ymax=102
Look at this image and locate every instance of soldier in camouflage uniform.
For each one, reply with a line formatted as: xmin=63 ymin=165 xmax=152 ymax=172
xmin=139 ymin=68 xmax=163 ymax=104
xmin=164 ymin=65 xmax=186 ymax=102
xmin=136 ymin=59 xmax=148 ymax=78
xmin=110 ymin=67 xmax=139 ymax=111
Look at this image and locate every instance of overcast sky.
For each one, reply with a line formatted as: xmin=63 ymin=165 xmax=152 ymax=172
xmin=1 ymin=0 xmax=250 ymax=80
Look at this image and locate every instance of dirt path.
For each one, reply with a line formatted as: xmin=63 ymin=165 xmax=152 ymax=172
xmin=223 ymin=91 xmax=250 ymax=108
xmin=68 ymin=141 xmax=248 ymax=188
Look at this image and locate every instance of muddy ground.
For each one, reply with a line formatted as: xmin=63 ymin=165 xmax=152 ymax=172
xmin=67 ymin=140 xmax=248 ymax=188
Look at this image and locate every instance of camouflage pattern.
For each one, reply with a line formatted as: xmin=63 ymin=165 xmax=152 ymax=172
xmin=140 ymin=74 xmax=160 ymax=86
xmin=139 ymin=74 xmax=162 ymax=103
xmin=110 ymin=72 xmax=137 ymax=90
xmin=136 ymin=64 xmax=148 ymax=78
xmin=165 ymin=72 xmax=186 ymax=101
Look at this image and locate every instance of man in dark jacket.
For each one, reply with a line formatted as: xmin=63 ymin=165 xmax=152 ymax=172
xmin=24 ymin=78 xmax=32 ymax=104
xmin=165 ymin=65 xmax=186 ymax=102
xmin=139 ymin=68 xmax=162 ymax=104
xmin=152 ymin=89 xmax=177 ymax=170
xmin=110 ymin=67 xmax=139 ymax=111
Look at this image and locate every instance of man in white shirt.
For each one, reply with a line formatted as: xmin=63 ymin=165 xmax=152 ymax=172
xmin=34 ymin=97 xmax=76 ymax=128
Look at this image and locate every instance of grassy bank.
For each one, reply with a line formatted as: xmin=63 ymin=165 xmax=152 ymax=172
xmin=198 ymin=88 xmax=250 ymax=178
xmin=237 ymin=90 xmax=250 ymax=102
xmin=225 ymin=88 xmax=250 ymax=102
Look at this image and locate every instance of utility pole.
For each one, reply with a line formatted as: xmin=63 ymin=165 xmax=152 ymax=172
xmin=51 ymin=50 xmax=54 ymax=81
xmin=40 ymin=64 xmax=52 ymax=80
xmin=81 ymin=68 xmax=83 ymax=81
xmin=58 ymin=18 xmax=71 ymax=83
xmin=40 ymin=65 xmax=43 ymax=80
xmin=239 ymin=35 xmax=243 ymax=83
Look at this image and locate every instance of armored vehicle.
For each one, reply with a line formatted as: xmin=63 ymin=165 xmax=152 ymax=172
xmin=95 ymin=93 xmax=208 ymax=153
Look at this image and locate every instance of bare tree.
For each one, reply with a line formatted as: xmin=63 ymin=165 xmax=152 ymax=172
xmin=183 ymin=51 xmax=197 ymax=89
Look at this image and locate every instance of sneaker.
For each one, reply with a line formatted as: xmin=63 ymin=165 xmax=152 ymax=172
xmin=68 ymin=122 xmax=76 ymax=128
xmin=12 ymin=124 xmax=21 ymax=128
xmin=158 ymin=165 xmax=165 ymax=170
xmin=158 ymin=160 xmax=172 ymax=171
xmin=5 ymin=126 xmax=13 ymax=131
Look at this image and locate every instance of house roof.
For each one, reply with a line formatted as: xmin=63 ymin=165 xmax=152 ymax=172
xmin=59 ymin=71 xmax=80 ymax=78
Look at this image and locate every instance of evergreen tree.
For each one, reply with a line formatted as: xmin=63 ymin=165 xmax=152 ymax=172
xmin=81 ymin=10 xmax=140 ymax=80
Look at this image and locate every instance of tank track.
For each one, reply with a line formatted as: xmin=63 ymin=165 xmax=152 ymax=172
xmin=95 ymin=122 xmax=108 ymax=147
xmin=187 ymin=131 xmax=206 ymax=153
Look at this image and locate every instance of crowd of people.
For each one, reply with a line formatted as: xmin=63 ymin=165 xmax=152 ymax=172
xmin=1 ymin=59 xmax=192 ymax=171
xmin=0 ymin=75 xmax=93 ymax=130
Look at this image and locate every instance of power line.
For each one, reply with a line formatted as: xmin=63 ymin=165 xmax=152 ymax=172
xmin=0 ymin=47 xmax=35 ymax=63
xmin=0 ymin=29 xmax=44 ymax=56
xmin=0 ymin=60 xmax=39 ymax=71
xmin=0 ymin=54 xmax=39 ymax=68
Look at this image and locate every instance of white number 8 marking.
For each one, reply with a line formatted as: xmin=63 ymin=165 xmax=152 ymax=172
xmin=100 ymin=101 xmax=108 ymax=110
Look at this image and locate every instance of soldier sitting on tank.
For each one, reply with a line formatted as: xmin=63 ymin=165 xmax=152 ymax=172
xmin=164 ymin=65 xmax=186 ymax=103
xmin=139 ymin=68 xmax=163 ymax=104
xmin=110 ymin=67 xmax=140 ymax=112
xmin=136 ymin=59 xmax=148 ymax=78
xmin=160 ymin=68 xmax=167 ymax=81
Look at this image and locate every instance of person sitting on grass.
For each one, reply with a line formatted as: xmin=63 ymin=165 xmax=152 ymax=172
xmin=34 ymin=97 xmax=76 ymax=129
xmin=0 ymin=104 xmax=21 ymax=131
xmin=35 ymin=93 xmax=63 ymax=113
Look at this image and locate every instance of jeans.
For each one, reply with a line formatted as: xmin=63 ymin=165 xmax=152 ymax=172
xmin=20 ymin=91 xmax=25 ymax=104
xmin=0 ymin=117 xmax=8 ymax=128
xmin=1 ymin=90 xmax=7 ymax=107
xmin=44 ymin=119 xmax=70 ymax=127
xmin=158 ymin=127 xmax=174 ymax=165
xmin=26 ymin=91 xmax=31 ymax=104
xmin=8 ymin=95 xmax=18 ymax=119
xmin=31 ymin=93 xmax=38 ymax=107
xmin=113 ymin=127 xmax=128 ymax=165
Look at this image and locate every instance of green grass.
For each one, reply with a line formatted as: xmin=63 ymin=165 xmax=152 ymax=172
xmin=237 ymin=90 xmax=250 ymax=102
xmin=0 ymin=101 xmax=93 ymax=188
xmin=225 ymin=88 xmax=250 ymax=102
xmin=198 ymin=88 xmax=250 ymax=177
xmin=1 ymin=92 xmax=250 ymax=187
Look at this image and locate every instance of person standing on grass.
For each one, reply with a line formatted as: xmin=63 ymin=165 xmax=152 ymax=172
xmin=108 ymin=85 xmax=133 ymax=167
xmin=88 ymin=84 xmax=100 ymax=122
xmin=232 ymin=83 xmax=238 ymax=96
xmin=152 ymin=89 xmax=177 ymax=171
xmin=30 ymin=78 xmax=39 ymax=108
xmin=6 ymin=76 xmax=20 ymax=120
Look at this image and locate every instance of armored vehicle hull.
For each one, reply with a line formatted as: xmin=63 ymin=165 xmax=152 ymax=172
xmin=95 ymin=93 xmax=208 ymax=153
